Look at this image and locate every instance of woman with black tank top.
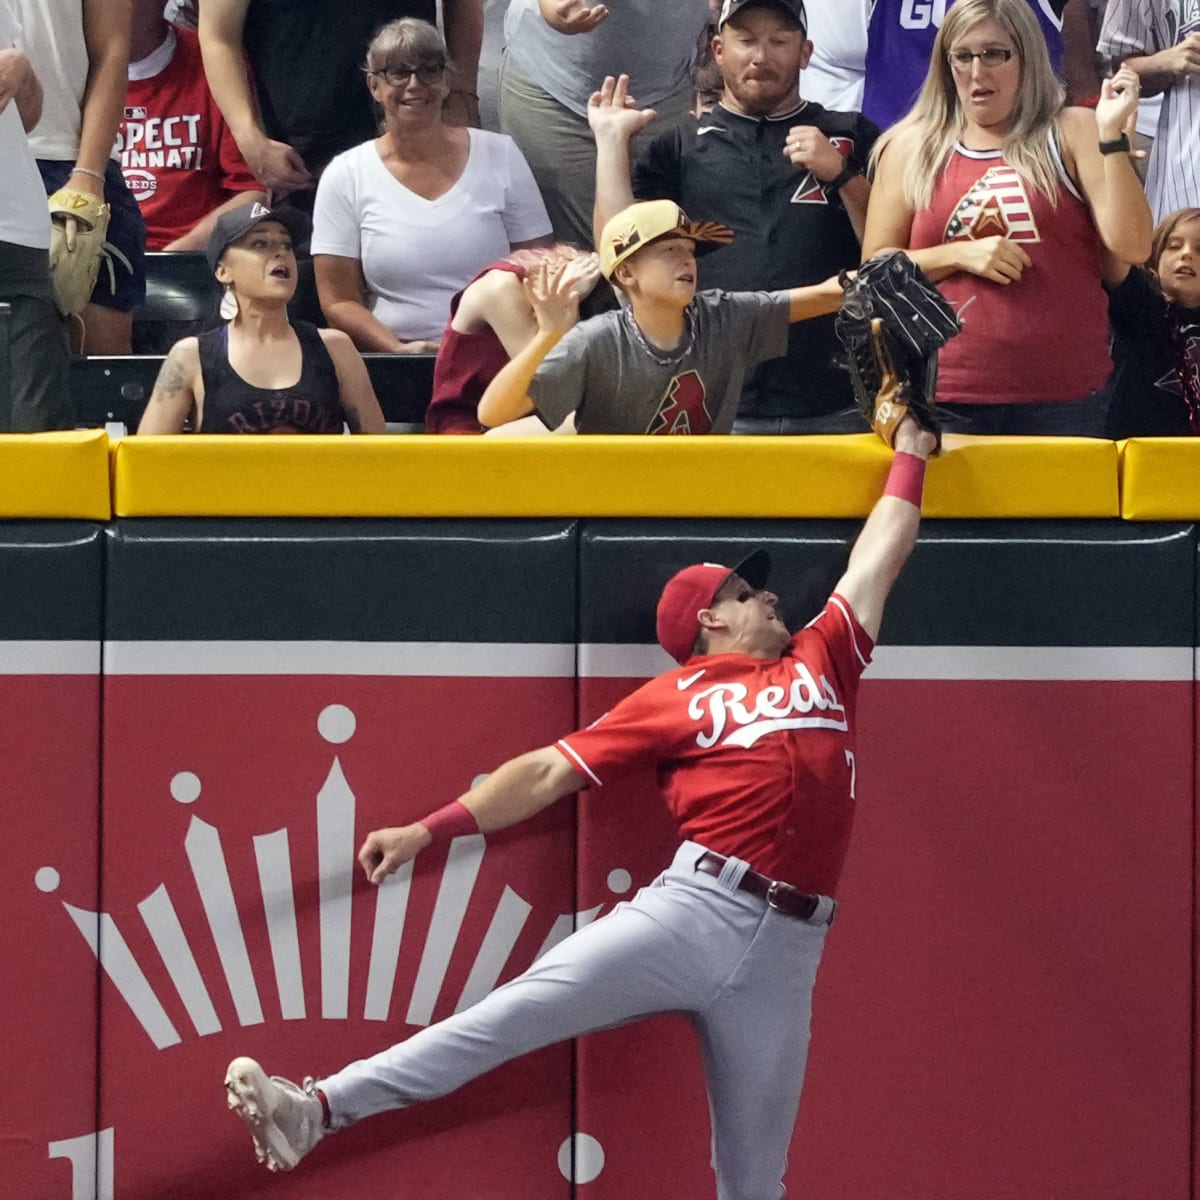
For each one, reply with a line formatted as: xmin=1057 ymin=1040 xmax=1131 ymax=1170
xmin=137 ymin=204 xmax=386 ymax=434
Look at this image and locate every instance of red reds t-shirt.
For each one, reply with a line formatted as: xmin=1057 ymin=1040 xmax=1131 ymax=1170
xmin=119 ymin=29 xmax=261 ymax=250
xmin=556 ymin=594 xmax=873 ymax=896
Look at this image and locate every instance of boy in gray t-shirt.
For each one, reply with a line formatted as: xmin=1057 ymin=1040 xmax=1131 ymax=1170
xmin=478 ymin=199 xmax=847 ymax=435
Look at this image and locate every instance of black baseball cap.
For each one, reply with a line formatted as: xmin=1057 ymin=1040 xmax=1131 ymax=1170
xmin=717 ymin=0 xmax=807 ymax=31
xmin=205 ymin=202 xmax=311 ymax=273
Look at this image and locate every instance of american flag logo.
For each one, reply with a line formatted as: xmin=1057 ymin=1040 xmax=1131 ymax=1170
xmin=944 ymin=167 xmax=1041 ymax=244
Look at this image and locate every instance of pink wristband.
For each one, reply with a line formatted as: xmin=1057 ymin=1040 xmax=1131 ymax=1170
xmin=883 ymin=451 xmax=926 ymax=507
xmin=420 ymin=800 xmax=480 ymax=842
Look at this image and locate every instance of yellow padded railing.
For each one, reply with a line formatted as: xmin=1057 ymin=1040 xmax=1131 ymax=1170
xmin=0 ymin=430 xmax=112 ymax=519
xmin=19 ymin=431 xmax=1200 ymax=522
xmin=109 ymin=433 xmax=1121 ymax=519
xmin=1120 ymin=440 xmax=1200 ymax=520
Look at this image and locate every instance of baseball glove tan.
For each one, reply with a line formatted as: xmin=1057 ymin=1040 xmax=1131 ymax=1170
xmin=47 ymin=187 xmax=123 ymax=316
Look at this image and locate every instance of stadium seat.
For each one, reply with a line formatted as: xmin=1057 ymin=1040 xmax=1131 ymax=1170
xmin=70 ymin=356 xmax=161 ymax=431
xmin=133 ymin=252 xmax=216 ymax=354
xmin=362 ymin=353 xmax=435 ymax=427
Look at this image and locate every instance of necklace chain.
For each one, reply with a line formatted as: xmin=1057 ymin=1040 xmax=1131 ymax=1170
xmin=624 ymin=304 xmax=695 ymax=366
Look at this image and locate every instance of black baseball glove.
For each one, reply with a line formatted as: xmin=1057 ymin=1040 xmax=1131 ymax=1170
xmin=835 ymin=250 xmax=961 ymax=448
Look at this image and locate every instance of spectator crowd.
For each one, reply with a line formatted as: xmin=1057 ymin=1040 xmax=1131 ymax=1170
xmin=1 ymin=0 xmax=1197 ymax=439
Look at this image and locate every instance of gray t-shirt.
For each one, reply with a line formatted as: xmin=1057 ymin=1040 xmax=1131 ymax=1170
xmin=529 ymin=290 xmax=791 ymax=435
xmin=502 ymin=0 xmax=711 ymax=117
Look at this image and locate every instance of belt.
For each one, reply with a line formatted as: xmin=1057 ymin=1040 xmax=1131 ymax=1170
xmin=694 ymin=851 xmax=827 ymax=924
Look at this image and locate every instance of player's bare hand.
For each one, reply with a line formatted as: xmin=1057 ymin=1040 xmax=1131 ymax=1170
xmin=587 ymin=74 xmax=657 ymax=142
xmin=783 ymin=124 xmax=845 ymax=182
xmin=540 ymin=0 xmax=609 ymax=34
xmin=357 ymin=825 xmax=431 ymax=885
xmin=1161 ymin=31 xmax=1200 ymax=77
xmin=524 ymin=260 xmax=584 ymax=336
xmin=892 ymin=414 xmax=938 ymax=460
xmin=1095 ymin=65 xmax=1141 ymax=142
xmin=956 ymin=235 xmax=1031 ymax=284
xmin=244 ymin=134 xmax=314 ymax=195
xmin=392 ymin=339 xmax=440 ymax=354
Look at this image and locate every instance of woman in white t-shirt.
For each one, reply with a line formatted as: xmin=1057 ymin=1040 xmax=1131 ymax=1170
xmin=312 ymin=18 xmax=552 ymax=352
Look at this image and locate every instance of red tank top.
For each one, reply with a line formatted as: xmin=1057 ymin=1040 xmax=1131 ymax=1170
xmin=910 ymin=141 xmax=1111 ymax=405
xmin=426 ymin=260 xmax=526 ymax=434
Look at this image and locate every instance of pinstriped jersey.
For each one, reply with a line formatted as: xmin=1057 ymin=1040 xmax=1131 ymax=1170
xmin=1099 ymin=0 xmax=1200 ymax=219
xmin=863 ymin=0 xmax=1064 ymax=130
xmin=554 ymin=595 xmax=874 ymax=896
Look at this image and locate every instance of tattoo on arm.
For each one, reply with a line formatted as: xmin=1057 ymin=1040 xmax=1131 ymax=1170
xmin=153 ymin=353 xmax=187 ymax=400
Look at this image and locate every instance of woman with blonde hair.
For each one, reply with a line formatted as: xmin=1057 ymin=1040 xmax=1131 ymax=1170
xmin=862 ymin=0 xmax=1151 ymax=435
xmin=312 ymin=18 xmax=552 ymax=354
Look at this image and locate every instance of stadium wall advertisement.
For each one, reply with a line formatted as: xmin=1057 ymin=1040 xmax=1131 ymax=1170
xmin=1 ymin=514 xmax=1196 ymax=1199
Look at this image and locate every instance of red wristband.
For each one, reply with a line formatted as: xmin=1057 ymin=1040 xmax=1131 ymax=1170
xmin=883 ymin=451 xmax=926 ymax=507
xmin=420 ymin=800 xmax=480 ymax=842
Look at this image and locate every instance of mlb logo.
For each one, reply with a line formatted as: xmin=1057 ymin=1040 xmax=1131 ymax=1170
xmin=124 ymin=106 xmax=148 ymax=120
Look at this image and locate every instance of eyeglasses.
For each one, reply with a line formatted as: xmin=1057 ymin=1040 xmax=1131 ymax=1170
xmin=369 ymin=62 xmax=446 ymax=87
xmin=947 ymin=47 xmax=1016 ymax=70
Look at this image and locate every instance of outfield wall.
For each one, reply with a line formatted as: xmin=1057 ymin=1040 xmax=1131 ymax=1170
xmin=2 ymin=433 xmax=1197 ymax=1200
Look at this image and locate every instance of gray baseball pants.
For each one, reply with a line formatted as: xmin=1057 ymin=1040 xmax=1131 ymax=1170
xmin=320 ymin=841 xmax=833 ymax=1200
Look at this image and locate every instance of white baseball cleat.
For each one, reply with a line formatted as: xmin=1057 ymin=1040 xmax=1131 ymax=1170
xmin=225 ymin=1056 xmax=326 ymax=1171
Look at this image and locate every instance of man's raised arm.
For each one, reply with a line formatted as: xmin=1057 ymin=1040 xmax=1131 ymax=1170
xmin=833 ymin=417 xmax=937 ymax=641
xmin=588 ymin=74 xmax=658 ymax=248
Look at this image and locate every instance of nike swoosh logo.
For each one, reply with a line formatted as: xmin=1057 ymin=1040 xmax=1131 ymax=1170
xmin=697 ymin=126 xmax=722 ymax=136
xmin=677 ymin=669 xmax=707 ymax=690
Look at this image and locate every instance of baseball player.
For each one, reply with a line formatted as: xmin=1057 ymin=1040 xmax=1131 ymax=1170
xmin=225 ymin=415 xmax=937 ymax=1198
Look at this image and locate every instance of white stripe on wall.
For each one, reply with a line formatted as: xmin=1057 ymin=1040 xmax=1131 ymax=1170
xmin=102 ymin=641 xmax=577 ymax=677
xmin=0 ymin=641 xmax=1195 ymax=683
xmin=0 ymin=641 xmax=100 ymax=674
xmin=579 ymin=643 xmax=1197 ymax=683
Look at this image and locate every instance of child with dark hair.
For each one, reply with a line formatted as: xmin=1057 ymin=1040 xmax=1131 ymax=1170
xmin=1106 ymin=207 xmax=1200 ymax=437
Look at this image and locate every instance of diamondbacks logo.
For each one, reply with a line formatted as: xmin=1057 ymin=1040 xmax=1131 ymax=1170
xmin=944 ymin=166 xmax=1040 ymax=243
xmin=791 ymin=137 xmax=855 ymax=205
xmin=649 ymin=370 xmax=711 ymax=435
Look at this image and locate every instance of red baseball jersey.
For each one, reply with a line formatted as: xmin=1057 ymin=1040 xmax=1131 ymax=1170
xmin=557 ymin=594 xmax=873 ymax=896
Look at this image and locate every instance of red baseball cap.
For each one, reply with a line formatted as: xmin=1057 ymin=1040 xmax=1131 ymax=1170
xmin=656 ymin=549 xmax=771 ymax=664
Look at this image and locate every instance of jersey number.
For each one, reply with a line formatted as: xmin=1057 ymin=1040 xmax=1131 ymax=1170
xmin=844 ymin=749 xmax=857 ymax=801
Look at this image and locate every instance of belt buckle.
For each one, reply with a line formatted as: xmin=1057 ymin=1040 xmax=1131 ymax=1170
xmin=766 ymin=880 xmax=788 ymax=912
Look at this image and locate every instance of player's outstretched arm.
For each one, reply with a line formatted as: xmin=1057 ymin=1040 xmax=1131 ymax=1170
xmin=357 ymin=747 xmax=585 ymax=884
xmin=833 ymin=417 xmax=937 ymax=641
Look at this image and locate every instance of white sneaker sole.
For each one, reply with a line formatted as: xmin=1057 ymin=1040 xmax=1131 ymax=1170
xmin=225 ymin=1056 xmax=303 ymax=1172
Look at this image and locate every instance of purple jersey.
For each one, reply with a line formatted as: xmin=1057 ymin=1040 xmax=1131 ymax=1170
xmin=863 ymin=0 xmax=1064 ymax=130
